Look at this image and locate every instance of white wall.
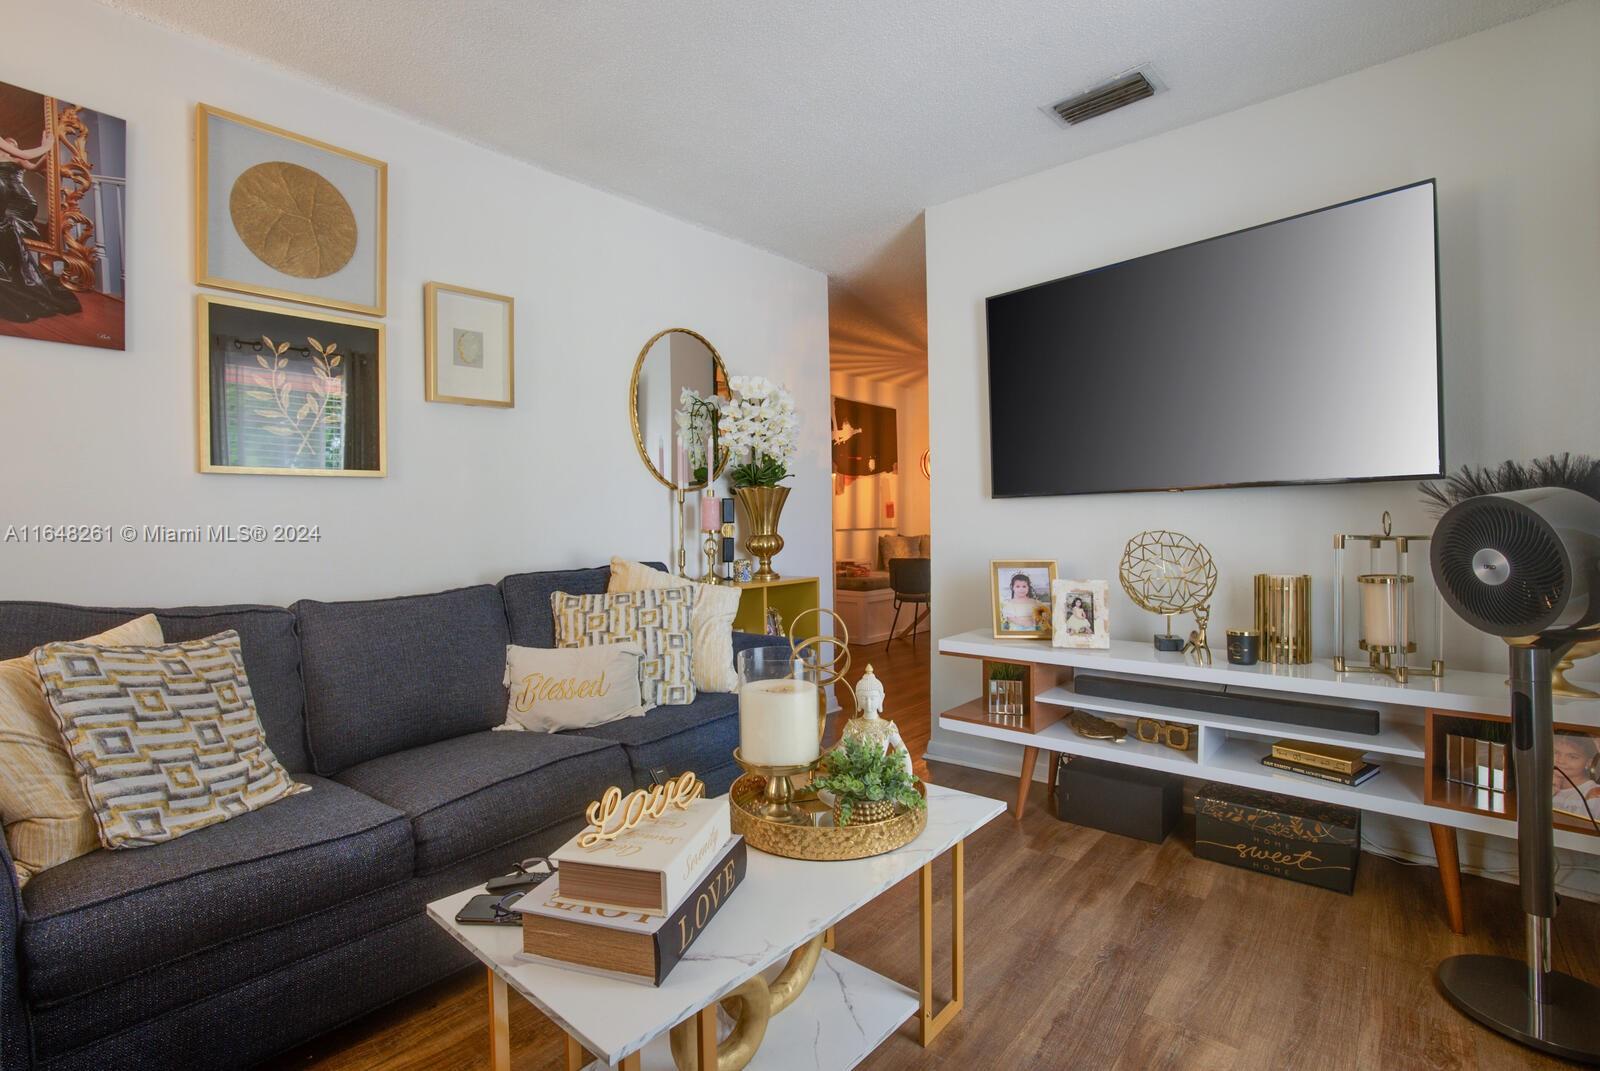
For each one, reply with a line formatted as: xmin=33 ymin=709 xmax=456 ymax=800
xmin=924 ymin=2 xmax=1600 ymax=893
xmin=0 ymin=0 xmax=831 ymax=607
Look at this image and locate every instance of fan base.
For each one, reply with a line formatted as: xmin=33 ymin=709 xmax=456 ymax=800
xmin=1437 ymin=955 xmax=1600 ymax=1064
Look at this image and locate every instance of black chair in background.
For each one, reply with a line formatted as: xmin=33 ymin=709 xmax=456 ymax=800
xmin=888 ymin=557 xmax=931 ymax=648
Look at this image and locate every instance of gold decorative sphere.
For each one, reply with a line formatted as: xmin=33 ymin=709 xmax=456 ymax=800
xmin=1119 ymin=530 xmax=1217 ymax=617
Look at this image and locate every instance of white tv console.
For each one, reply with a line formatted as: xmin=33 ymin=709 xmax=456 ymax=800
xmin=937 ymin=629 xmax=1600 ymax=934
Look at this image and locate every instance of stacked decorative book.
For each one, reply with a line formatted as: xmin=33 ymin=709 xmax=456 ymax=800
xmin=1260 ymin=739 xmax=1381 ymax=787
xmin=514 ymin=794 xmax=746 ymax=985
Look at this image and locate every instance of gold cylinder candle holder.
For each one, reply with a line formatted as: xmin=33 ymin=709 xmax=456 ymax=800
xmin=1254 ymin=573 xmax=1312 ymax=665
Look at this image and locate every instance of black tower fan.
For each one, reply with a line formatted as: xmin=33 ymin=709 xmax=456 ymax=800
xmin=1430 ymin=485 xmax=1600 ymax=1063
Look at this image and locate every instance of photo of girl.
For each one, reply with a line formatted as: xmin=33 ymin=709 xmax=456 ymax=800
xmin=1051 ymin=579 xmax=1112 ymax=649
xmin=1553 ymin=731 xmax=1600 ymax=826
xmin=990 ymin=560 xmax=1056 ymax=639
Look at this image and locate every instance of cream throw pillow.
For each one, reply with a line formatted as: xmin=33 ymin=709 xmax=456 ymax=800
xmin=499 ymin=643 xmax=651 ymax=733
xmin=35 ymin=630 xmax=308 ymax=850
xmin=609 ymin=558 xmax=741 ymax=693
xmin=552 ymin=588 xmax=696 ymax=706
xmin=0 ymin=614 xmax=164 ymax=884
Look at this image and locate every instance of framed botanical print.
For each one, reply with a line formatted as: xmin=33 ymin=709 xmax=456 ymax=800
xmin=197 ymin=295 xmax=386 ymax=477
xmin=1052 ymin=579 xmax=1111 ymax=649
xmin=423 ymin=282 xmax=514 ymax=407
xmin=195 ymin=105 xmax=387 ymax=315
xmin=0 ymin=78 xmax=127 ymax=349
xmin=991 ymin=559 xmax=1057 ymax=640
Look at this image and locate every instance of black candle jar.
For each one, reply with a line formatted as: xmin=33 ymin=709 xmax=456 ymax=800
xmin=1226 ymin=629 xmax=1261 ymax=666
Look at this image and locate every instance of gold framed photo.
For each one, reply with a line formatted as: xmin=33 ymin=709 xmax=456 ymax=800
xmin=1052 ymin=579 xmax=1112 ymax=649
xmin=423 ymin=282 xmax=514 ymax=408
xmin=195 ymin=104 xmax=387 ymax=316
xmin=196 ymin=294 xmax=386 ymax=477
xmin=991 ymin=559 xmax=1057 ymax=639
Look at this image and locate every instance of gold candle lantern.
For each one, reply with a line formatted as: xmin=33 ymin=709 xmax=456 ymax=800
xmin=1255 ymin=573 xmax=1312 ymax=664
xmin=1333 ymin=511 xmax=1444 ymax=683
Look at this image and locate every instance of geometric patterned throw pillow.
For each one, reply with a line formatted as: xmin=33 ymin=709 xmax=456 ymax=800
xmin=32 ymin=630 xmax=308 ymax=850
xmin=551 ymin=587 xmax=696 ymax=706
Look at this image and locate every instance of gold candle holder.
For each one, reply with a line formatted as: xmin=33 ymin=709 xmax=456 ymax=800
xmin=732 ymin=749 xmax=815 ymax=825
xmin=1255 ymin=573 xmax=1312 ymax=664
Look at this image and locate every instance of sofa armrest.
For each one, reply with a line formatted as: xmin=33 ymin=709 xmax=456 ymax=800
xmin=0 ymin=838 xmax=28 ymax=1071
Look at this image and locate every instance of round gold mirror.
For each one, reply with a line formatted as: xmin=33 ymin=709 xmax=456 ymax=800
xmin=630 ymin=328 xmax=731 ymax=490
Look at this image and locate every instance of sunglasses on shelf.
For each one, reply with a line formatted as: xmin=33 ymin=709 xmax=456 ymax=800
xmin=1135 ymin=718 xmax=1193 ymax=752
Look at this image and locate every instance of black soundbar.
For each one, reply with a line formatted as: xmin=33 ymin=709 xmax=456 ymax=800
xmin=1073 ymin=675 xmax=1380 ymax=736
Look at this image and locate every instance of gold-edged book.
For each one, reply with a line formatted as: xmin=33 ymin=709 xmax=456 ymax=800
xmin=549 ymin=795 xmax=731 ymax=915
xmin=1270 ymin=739 xmax=1366 ymax=776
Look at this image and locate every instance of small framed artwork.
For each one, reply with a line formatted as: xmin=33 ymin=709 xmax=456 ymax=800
xmin=424 ymin=282 xmax=514 ymax=407
xmin=196 ymin=295 xmax=386 ymax=477
xmin=0 ymin=78 xmax=127 ymax=349
xmin=1553 ymin=728 xmax=1600 ymax=830
xmin=196 ymin=104 xmax=387 ymax=315
xmin=1052 ymin=579 xmax=1111 ymax=649
xmin=990 ymin=560 xmax=1057 ymax=639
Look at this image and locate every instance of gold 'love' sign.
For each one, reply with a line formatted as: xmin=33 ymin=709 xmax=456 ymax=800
xmin=578 ymin=771 xmax=706 ymax=849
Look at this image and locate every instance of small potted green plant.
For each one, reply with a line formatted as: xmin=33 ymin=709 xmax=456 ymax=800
xmin=812 ymin=737 xmax=926 ymax=826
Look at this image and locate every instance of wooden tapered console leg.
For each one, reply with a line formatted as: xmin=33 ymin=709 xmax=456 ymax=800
xmin=1430 ymin=822 xmax=1466 ymax=935
xmin=488 ymin=968 xmax=510 ymax=1071
xmin=563 ymin=1033 xmax=586 ymax=1071
xmin=919 ymin=840 xmax=965 ymax=1045
xmin=1015 ymin=745 xmax=1039 ymax=820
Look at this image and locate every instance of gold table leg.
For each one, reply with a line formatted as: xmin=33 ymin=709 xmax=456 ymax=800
xmin=696 ymin=1004 xmax=718 ymax=1069
xmin=823 ymin=925 xmax=836 ymax=950
xmin=918 ymin=839 xmax=965 ymax=1046
xmin=488 ymin=967 xmax=511 ymax=1071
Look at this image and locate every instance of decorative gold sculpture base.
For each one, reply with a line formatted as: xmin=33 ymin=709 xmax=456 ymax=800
xmin=729 ymin=774 xmax=926 ymax=860
xmin=667 ymin=934 xmax=822 ymax=1071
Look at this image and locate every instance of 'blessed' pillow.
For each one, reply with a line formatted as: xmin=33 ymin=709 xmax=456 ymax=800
xmin=500 ymin=643 xmax=651 ymax=733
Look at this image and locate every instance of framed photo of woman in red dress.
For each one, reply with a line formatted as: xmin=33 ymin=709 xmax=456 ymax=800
xmin=0 ymin=79 xmax=125 ymax=350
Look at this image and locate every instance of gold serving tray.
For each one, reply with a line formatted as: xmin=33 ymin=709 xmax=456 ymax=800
xmin=729 ymin=774 xmax=927 ymax=861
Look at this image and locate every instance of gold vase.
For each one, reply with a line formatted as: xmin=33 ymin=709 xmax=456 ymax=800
xmin=734 ymin=485 xmax=789 ymax=583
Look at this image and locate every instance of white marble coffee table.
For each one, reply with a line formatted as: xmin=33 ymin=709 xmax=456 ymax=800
xmin=427 ymin=782 xmax=1004 ymax=1070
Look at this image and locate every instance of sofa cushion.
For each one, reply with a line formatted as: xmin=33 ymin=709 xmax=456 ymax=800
xmin=565 ymin=692 xmax=740 ymax=789
xmin=500 ymin=566 xmax=612 ymax=648
xmin=0 ymin=601 xmax=311 ymax=772
xmin=19 ymin=774 xmax=411 ymax=1004
xmin=295 ymin=585 xmax=510 ymax=774
xmin=334 ymin=730 xmax=630 ymax=876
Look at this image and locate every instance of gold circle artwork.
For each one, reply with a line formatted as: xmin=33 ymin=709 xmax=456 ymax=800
xmin=1118 ymin=529 xmax=1217 ymax=617
xmin=229 ymin=161 xmax=358 ymax=279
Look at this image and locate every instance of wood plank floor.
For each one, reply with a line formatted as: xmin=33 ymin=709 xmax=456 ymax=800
xmin=264 ymin=641 xmax=1597 ymax=1070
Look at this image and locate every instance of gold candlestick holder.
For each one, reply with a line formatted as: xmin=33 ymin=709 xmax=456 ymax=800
xmin=731 ymin=749 xmax=815 ymax=825
xmin=701 ymin=529 xmax=725 ymax=584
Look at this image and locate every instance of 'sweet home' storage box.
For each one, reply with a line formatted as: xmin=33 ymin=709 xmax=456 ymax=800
xmin=1193 ymin=782 xmax=1360 ymax=894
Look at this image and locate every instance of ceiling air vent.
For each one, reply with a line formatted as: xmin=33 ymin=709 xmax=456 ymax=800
xmin=1048 ymin=71 xmax=1156 ymax=126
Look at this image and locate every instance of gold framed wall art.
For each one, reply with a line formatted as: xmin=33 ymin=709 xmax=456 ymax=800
xmin=195 ymin=105 xmax=387 ymax=316
xmin=196 ymin=295 xmax=386 ymax=477
xmin=0 ymin=78 xmax=127 ymax=349
xmin=990 ymin=559 xmax=1057 ymax=640
xmin=423 ymin=282 xmax=514 ymax=407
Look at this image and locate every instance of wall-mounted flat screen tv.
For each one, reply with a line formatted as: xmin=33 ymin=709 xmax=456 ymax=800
xmin=985 ymin=180 xmax=1443 ymax=497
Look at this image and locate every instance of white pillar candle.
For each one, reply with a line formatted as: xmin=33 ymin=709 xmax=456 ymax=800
xmin=1359 ymin=574 xmax=1413 ymax=650
xmin=739 ymin=677 xmax=821 ymax=766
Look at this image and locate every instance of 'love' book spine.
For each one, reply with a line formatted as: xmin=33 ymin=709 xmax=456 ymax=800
xmin=652 ymin=836 xmax=747 ymax=985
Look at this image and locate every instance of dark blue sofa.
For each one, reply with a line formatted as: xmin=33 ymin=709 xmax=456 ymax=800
xmin=0 ymin=565 xmax=781 ymax=1070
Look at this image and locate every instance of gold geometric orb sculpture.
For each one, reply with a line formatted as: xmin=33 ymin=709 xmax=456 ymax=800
xmin=1119 ymin=529 xmax=1217 ymax=655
